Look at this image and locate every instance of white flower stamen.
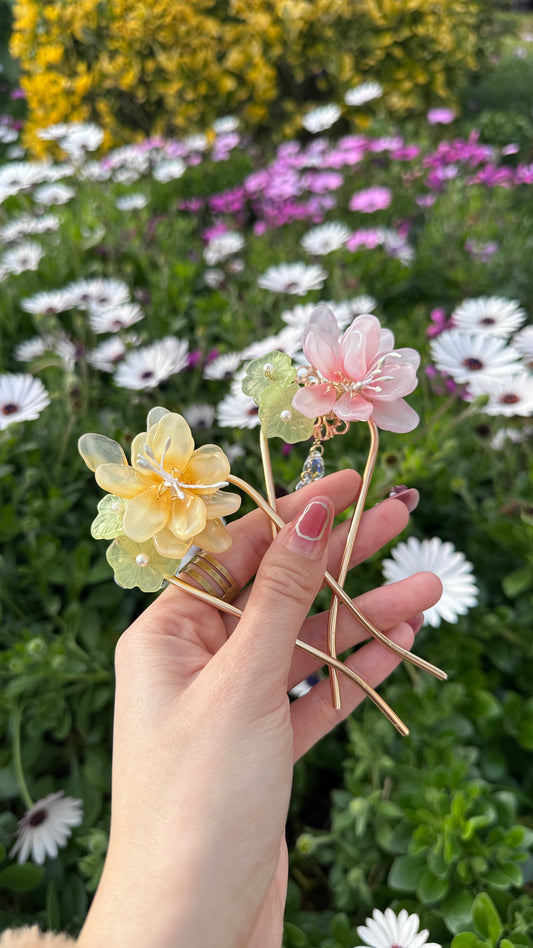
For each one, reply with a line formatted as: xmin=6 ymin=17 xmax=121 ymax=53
xmin=136 ymin=437 xmax=228 ymax=499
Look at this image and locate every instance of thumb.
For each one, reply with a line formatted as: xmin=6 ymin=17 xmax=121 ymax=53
xmin=228 ymin=496 xmax=335 ymax=691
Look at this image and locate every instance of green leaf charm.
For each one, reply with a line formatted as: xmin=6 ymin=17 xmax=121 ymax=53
xmin=90 ymin=494 xmax=127 ymax=540
xmin=258 ymin=383 xmax=315 ymax=443
xmin=106 ymin=537 xmax=181 ymax=592
xmin=242 ymin=351 xmax=296 ymax=401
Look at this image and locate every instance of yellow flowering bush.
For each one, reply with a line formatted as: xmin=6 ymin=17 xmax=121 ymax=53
xmin=11 ymin=0 xmax=496 ymax=156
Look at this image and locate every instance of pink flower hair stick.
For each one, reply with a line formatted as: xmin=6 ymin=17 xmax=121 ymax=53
xmin=292 ymin=305 xmax=420 ymax=707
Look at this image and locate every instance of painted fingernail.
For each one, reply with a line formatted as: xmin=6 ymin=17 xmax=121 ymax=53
xmin=407 ymin=613 xmax=425 ymax=634
xmin=286 ymin=499 xmax=332 ymax=560
xmin=389 ymin=485 xmax=420 ymax=512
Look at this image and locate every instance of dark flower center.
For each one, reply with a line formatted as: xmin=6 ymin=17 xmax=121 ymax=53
xmin=480 ymin=317 xmax=495 ymax=325
xmin=501 ymin=393 xmax=519 ymax=404
xmin=2 ymin=402 xmax=19 ymax=415
xmin=141 ymin=370 xmax=154 ymax=379
xmin=29 ymin=808 xmax=47 ymax=827
xmin=463 ymin=357 xmax=483 ymax=370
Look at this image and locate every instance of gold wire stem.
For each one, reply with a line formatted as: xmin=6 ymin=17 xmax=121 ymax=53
xmin=167 ymin=574 xmax=408 ymax=736
xmin=327 ymin=419 xmax=380 ymax=710
xmin=260 ymin=429 xmax=278 ymax=541
xmin=227 ymin=474 xmax=447 ymax=682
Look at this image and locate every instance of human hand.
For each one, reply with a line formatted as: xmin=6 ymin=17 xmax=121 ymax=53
xmin=77 ymin=470 xmax=442 ymax=948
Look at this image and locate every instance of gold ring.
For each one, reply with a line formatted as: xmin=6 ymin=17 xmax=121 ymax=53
xmin=180 ymin=552 xmax=240 ymax=603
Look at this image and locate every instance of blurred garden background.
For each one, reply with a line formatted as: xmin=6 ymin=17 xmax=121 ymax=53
xmin=0 ymin=0 xmax=532 ymax=945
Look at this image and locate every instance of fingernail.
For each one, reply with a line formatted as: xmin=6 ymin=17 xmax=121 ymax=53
xmin=285 ymin=499 xmax=332 ymax=560
xmin=389 ymin=485 xmax=420 ymax=513
xmin=407 ymin=612 xmax=425 ymax=634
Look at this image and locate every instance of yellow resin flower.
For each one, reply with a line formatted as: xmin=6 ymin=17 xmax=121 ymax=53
xmin=79 ymin=407 xmax=241 ymax=565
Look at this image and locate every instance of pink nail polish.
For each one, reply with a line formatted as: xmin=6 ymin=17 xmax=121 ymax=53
xmin=389 ymin=485 xmax=420 ymax=513
xmin=286 ymin=500 xmax=331 ymax=559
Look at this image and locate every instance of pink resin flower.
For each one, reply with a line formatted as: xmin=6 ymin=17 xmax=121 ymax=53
xmin=292 ymin=305 xmax=420 ymax=432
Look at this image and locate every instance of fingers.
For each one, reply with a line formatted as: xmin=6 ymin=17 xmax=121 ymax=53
xmin=290 ymin=623 xmax=416 ymax=761
xmin=223 ymin=496 xmax=335 ymax=698
xmin=287 ymin=571 xmax=443 ymax=687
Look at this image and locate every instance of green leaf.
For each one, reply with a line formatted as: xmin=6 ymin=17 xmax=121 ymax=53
xmin=258 ymin=383 xmax=315 ymax=443
xmin=388 ymin=854 xmax=425 ymax=891
xmin=484 ymin=863 xmax=522 ymax=888
xmin=472 ymin=893 xmax=503 ymax=942
xmin=417 ymin=869 xmax=449 ymax=903
xmin=241 ymin=351 xmax=296 ymax=401
xmin=90 ymin=494 xmax=126 ymax=540
xmin=451 ymin=934 xmax=487 ymax=948
xmin=502 ymin=566 xmax=532 ymax=598
xmin=441 ymin=889 xmax=475 ymax=934
xmin=0 ymin=863 xmax=44 ymax=892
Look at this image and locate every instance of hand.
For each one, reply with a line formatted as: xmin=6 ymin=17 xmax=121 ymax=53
xmin=77 ymin=470 xmax=442 ymax=948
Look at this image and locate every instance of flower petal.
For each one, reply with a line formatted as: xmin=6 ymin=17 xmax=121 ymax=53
xmin=341 ymin=314 xmax=381 ymax=378
xmin=203 ymin=490 xmax=242 ymax=519
xmin=302 ymin=304 xmax=341 ymax=379
xmin=292 ymin=382 xmax=336 ymax=419
xmin=78 ymin=433 xmax=127 ymax=472
xmin=184 ymin=444 xmax=230 ymax=490
xmin=371 ymin=398 xmax=420 ymax=432
xmin=122 ymin=486 xmax=171 ymax=542
xmin=147 ymin=412 xmax=195 ymax=471
xmin=193 ymin=518 xmax=233 ymax=553
xmin=153 ymin=527 xmax=191 ymax=558
xmin=95 ymin=462 xmax=149 ymax=498
xmin=334 ymin=390 xmax=374 ymax=422
xmin=169 ymin=492 xmax=207 ymax=540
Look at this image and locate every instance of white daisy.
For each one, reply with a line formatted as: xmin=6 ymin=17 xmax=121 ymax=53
xmin=115 ymin=193 xmax=149 ymax=211
xmin=59 ymin=122 xmax=105 ymax=160
xmin=37 ymin=123 xmax=70 ymax=141
xmin=184 ymin=133 xmax=209 ymax=154
xmin=216 ymin=390 xmax=260 ymax=429
xmin=33 ymin=182 xmax=75 ymax=206
xmin=66 ymin=277 xmax=131 ymax=310
xmin=212 ymin=115 xmax=240 ymax=134
xmin=382 ymin=536 xmax=479 ymax=627
xmin=300 ymin=222 xmax=351 ymax=255
xmin=78 ymin=161 xmax=112 ymax=183
xmin=203 ymin=231 xmax=245 ymax=265
xmin=10 ymin=791 xmax=83 ymax=865
xmin=513 ymin=325 xmax=533 ymax=369
xmin=181 ymin=403 xmax=216 ymax=430
xmin=451 ymin=297 xmax=527 ymax=337
xmin=467 ymin=371 xmax=533 ymax=417
xmin=257 ymin=262 xmax=327 ymax=295
xmin=88 ymin=302 xmax=144 ymax=333
xmin=152 ymin=158 xmax=186 ymax=182
xmin=0 ymin=374 xmax=50 ymax=429
xmin=21 ymin=289 xmax=74 ymax=315
xmin=355 ymin=907 xmax=441 ymax=948
xmin=302 ymin=104 xmax=342 ymax=134
xmin=203 ymin=351 xmax=243 ymax=381
xmin=0 ymin=214 xmax=60 ymax=243
xmin=0 ymin=162 xmax=46 ymax=195
xmin=204 ymin=268 xmax=225 ymax=289
xmin=1 ymin=241 xmax=44 ymax=275
xmin=87 ymin=336 xmax=131 ymax=372
xmin=344 ymin=81 xmax=384 ymax=107
xmin=14 ymin=336 xmax=51 ymax=362
xmin=0 ymin=126 xmax=19 ymax=144
xmin=114 ymin=337 xmax=189 ymax=390
xmin=430 ymin=330 xmax=521 ymax=384
xmin=491 ymin=425 xmax=533 ymax=449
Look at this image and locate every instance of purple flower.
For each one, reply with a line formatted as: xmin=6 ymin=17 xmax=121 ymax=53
xmin=349 ymin=186 xmax=392 ymax=213
xmin=427 ymin=107 xmax=456 ymax=125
